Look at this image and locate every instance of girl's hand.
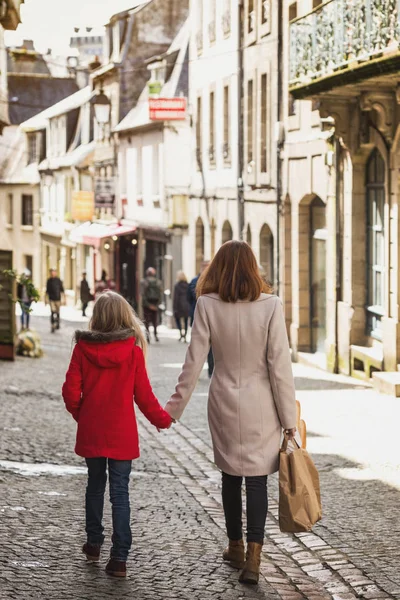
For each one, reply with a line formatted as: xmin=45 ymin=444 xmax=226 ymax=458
xmin=285 ymin=427 xmax=296 ymax=440
xmin=157 ymin=418 xmax=176 ymax=433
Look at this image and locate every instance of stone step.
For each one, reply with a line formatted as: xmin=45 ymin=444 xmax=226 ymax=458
xmin=372 ymin=371 xmax=400 ymax=397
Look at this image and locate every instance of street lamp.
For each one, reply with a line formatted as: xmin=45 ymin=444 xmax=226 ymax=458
xmin=91 ymin=88 xmax=111 ymax=125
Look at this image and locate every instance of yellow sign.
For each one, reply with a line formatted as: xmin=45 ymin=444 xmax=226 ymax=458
xmin=72 ymin=191 xmax=95 ymax=221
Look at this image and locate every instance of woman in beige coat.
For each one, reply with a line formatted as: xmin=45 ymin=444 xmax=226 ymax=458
xmin=165 ymin=241 xmax=297 ymax=585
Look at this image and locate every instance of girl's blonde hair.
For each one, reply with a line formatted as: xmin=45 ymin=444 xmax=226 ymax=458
xmin=176 ymin=270 xmax=187 ymax=282
xmin=90 ymin=291 xmax=147 ymax=355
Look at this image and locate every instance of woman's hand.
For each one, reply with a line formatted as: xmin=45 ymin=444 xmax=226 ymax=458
xmin=285 ymin=427 xmax=296 ymax=440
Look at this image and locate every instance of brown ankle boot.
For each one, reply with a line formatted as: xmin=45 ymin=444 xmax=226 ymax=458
xmin=222 ymin=539 xmax=245 ymax=569
xmin=239 ymin=542 xmax=262 ymax=584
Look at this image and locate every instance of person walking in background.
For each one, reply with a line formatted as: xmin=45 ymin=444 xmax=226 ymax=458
xmin=173 ymin=271 xmax=190 ymax=342
xmin=187 ymin=261 xmax=214 ymax=377
xmin=17 ymin=268 xmax=33 ymax=330
xmin=62 ymin=291 xmax=172 ymax=578
xmin=141 ymin=267 xmax=163 ymax=343
xmin=80 ymin=271 xmax=91 ymax=317
xmin=166 ymin=241 xmax=297 ymax=585
xmin=45 ymin=268 xmax=64 ymax=333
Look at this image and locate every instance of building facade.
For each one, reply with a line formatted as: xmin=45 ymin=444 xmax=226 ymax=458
xmin=287 ymin=0 xmax=400 ymax=385
xmin=0 ymin=39 xmax=79 ymax=291
xmin=115 ymin=22 xmax=191 ymax=313
xmin=187 ymin=0 xmax=240 ymax=278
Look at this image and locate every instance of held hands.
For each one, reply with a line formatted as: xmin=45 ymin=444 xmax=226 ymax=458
xmin=157 ymin=417 xmax=176 ymax=433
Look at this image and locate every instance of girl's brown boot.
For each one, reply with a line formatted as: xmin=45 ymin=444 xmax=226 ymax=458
xmin=222 ymin=538 xmax=245 ymax=569
xmin=239 ymin=542 xmax=262 ymax=584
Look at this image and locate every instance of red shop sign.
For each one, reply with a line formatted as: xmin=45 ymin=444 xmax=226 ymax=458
xmin=149 ymin=97 xmax=187 ymax=121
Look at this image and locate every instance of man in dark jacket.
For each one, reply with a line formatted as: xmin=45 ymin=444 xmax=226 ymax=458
xmin=141 ymin=267 xmax=163 ymax=343
xmin=46 ymin=268 xmax=64 ymax=333
xmin=80 ymin=271 xmax=91 ymax=317
xmin=187 ymin=261 xmax=214 ymax=377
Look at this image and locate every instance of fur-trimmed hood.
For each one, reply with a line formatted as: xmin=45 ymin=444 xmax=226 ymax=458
xmin=74 ymin=329 xmax=135 ymax=344
xmin=74 ymin=329 xmax=136 ymax=368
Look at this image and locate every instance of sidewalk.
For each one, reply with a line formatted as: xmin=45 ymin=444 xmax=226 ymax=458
xmin=0 ymin=315 xmax=399 ymax=599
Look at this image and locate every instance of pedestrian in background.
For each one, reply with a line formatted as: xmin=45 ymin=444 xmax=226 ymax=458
xmin=173 ymin=271 xmax=190 ymax=342
xmin=17 ymin=268 xmax=33 ymax=330
xmin=45 ymin=268 xmax=64 ymax=333
xmin=187 ymin=261 xmax=214 ymax=377
xmin=141 ymin=267 xmax=163 ymax=343
xmin=80 ymin=271 xmax=91 ymax=317
xmin=62 ymin=291 xmax=172 ymax=578
xmin=166 ymin=241 xmax=297 ymax=585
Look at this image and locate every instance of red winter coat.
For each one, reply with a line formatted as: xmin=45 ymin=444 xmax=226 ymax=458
xmin=62 ymin=329 xmax=172 ymax=460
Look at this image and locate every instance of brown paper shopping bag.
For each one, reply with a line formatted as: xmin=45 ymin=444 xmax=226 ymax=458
xmin=279 ymin=434 xmax=322 ymax=533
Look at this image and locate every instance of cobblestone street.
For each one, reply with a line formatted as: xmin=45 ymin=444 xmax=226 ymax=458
xmin=1 ymin=309 xmax=400 ymax=599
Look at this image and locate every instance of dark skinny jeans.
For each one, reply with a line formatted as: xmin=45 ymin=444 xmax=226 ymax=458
xmin=222 ymin=472 xmax=268 ymax=544
xmin=85 ymin=458 xmax=132 ymax=562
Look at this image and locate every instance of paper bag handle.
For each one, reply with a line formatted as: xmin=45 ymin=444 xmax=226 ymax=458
xmin=281 ymin=431 xmax=300 ymax=453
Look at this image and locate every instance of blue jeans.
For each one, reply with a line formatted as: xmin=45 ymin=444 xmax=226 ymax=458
xmin=85 ymin=458 xmax=132 ymax=562
xmin=20 ymin=302 xmax=31 ymax=329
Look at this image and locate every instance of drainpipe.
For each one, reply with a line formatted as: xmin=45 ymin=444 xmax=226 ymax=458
xmin=334 ymin=136 xmax=342 ymax=374
xmin=237 ymin=0 xmax=245 ymax=240
xmin=276 ymin=0 xmax=284 ymax=295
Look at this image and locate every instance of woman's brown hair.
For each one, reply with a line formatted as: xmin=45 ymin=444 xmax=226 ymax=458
xmin=197 ymin=240 xmax=272 ymax=302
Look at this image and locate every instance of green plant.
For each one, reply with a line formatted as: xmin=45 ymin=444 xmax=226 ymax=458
xmin=0 ymin=269 xmax=40 ymax=311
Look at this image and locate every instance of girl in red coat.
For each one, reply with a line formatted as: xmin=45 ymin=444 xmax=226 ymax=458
xmin=62 ymin=291 xmax=172 ymax=578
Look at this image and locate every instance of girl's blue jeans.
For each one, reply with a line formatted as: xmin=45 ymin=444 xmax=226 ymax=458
xmin=85 ymin=457 xmax=132 ymax=562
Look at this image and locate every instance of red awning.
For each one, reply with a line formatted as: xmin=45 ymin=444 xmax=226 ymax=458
xmin=70 ymin=222 xmax=137 ymax=248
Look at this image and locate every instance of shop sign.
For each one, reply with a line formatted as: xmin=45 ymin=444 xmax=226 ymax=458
xmin=149 ymin=98 xmax=187 ymax=121
xmin=71 ymin=191 xmax=95 ymax=221
xmin=95 ymin=177 xmax=115 ymax=208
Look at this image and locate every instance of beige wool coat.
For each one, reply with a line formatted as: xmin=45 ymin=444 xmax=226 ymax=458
xmin=165 ymin=293 xmax=297 ymax=477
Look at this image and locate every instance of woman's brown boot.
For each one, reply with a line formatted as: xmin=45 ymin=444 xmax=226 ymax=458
xmin=222 ymin=538 xmax=245 ymax=569
xmin=239 ymin=542 xmax=262 ymax=584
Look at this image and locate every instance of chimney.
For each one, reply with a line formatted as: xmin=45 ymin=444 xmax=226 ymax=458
xmin=22 ymin=39 xmax=35 ymax=51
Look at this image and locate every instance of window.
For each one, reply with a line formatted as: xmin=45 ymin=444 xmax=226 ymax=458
xmin=260 ymin=73 xmax=268 ymax=173
xmin=196 ymin=96 xmax=202 ymax=168
xmin=223 ymin=85 xmax=230 ymax=164
xmin=289 ymin=2 xmax=297 ymax=21
xmin=260 ymin=224 xmax=274 ymax=283
xmin=261 ymin=0 xmax=270 ymax=25
xmin=24 ymin=255 xmax=33 ymax=274
xmin=288 ymin=93 xmax=297 ymax=117
xmin=222 ymin=0 xmax=231 ymax=36
xmin=313 ymin=0 xmax=322 ymax=8
xmin=7 ymin=193 xmax=13 ymax=225
xmin=366 ymin=149 xmax=386 ymax=338
xmin=27 ymin=133 xmax=37 ymax=164
xmin=195 ymin=217 xmax=205 ymax=275
xmin=22 ymin=194 xmax=33 ymax=226
xmin=208 ymin=0 xmax=216 ymax=44
xmin=248 ymin=0 xmax=255 ymax=33
xmin=246 ymin=224 xmax=252 ymax=246
xmin=247 ymin=80 xmax=254 ymax=165
xmin=209 ymin=91 xmax=215 ymax=165
xmin=196 ymin=0 xmax=203 ymax=52
xmin=222 ymin=220 xmax=233 ymax=243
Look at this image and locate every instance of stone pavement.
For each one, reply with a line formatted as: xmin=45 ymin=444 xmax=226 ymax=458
xmin=0 ymin=310 xmax=399 ymax=599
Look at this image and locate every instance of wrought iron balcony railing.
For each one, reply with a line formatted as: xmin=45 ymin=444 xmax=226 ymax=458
xmin=289 ymin=0 xmax=400 ymax=90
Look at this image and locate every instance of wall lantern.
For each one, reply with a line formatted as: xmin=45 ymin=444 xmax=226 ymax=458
xmin=91 ymin=88 xmax=111 ymax=125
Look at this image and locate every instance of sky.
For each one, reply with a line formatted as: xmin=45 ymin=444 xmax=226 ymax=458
xmin=5 ymin=0 xmax=149 ymax=55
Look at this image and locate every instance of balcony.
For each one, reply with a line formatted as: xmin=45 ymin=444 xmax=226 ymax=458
xmin=289 ymin=0 xmax=400 ymax=97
